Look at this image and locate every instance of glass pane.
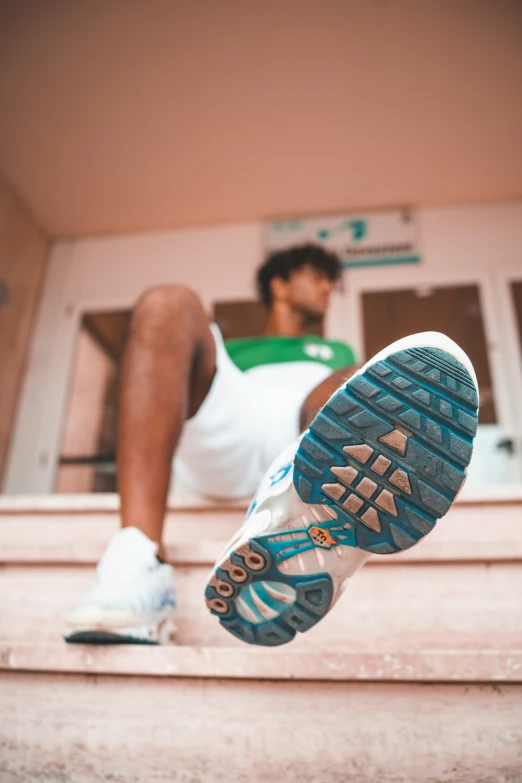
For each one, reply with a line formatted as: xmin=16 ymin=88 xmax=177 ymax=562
xmin=362 ymin=284 xmax=496 ymax=424
xmin=55 ymin=310 xmax=130 ymax=493
xmin=361 ymin=283 xmax=511 ymax=485
xmin=213 ymin=299 xmax=323 ymax=338
xmin=213 ymin=300 xmax=268 ymax=339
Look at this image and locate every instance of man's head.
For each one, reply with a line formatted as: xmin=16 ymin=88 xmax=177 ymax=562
xmin=256 ymin=244 xmax=342 ymax=324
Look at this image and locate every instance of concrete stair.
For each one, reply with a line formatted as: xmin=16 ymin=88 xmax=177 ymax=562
xmin=1 ymin=490 xmax=521 ymax=782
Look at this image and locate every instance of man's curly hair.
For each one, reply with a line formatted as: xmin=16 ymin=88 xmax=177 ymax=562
xmin=256 ymin=243 xmax=342 ymax=308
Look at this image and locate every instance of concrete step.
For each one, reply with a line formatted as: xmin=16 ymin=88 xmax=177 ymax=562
xmin=2 ymin=671 xmax=521 ymax=783
xmin=0 ymin=491 xmax=521 ymax=650
xmin=0 ymin=640 xmax=522 ymax=694
xmin=1 ymin=490 xmax=521 ymax=565
xmin=1 ymin=561 xmax=521 ymax=650
xmin=1 ymin=491 xmax=521 ymax=782
xmin=2 ymin=641 xmax=522 ymax=682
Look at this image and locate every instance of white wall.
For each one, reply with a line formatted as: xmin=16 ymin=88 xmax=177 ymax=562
xmin=344 ymin=203 xmax=522 ymax=360
xmin=69 ymin=222 xmax=264 ymax=310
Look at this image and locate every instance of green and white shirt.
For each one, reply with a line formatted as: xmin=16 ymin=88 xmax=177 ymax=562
xmin=225 ymin=335 xmax=356 ymax=396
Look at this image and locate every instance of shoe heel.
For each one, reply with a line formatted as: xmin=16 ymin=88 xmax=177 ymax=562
xmin=205 ymin=538 xmax=333 ymax=647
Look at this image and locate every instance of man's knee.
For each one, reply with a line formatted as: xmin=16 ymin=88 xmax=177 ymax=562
xmin=135 ymin=284 xmax=200 ymax=315
xmin=132 ymin=285 xmax=203 ymax=332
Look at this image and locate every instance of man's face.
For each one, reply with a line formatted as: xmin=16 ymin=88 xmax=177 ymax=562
xmin=280 ymin=263 xmax=335 ymax=319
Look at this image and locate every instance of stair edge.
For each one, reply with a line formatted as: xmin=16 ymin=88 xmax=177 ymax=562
xmin=1 ymin=643 xmax=521 ymax=683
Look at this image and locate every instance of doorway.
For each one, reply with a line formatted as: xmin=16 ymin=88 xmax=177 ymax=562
xmin=347 ymin=273 xmax=522 ymax=485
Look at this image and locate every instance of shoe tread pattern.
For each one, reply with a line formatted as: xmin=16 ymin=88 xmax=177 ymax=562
xmin=293 ymin=347 xmax=479 ymax=554
xmin=204 ymin=539 xmax=333 ymax=647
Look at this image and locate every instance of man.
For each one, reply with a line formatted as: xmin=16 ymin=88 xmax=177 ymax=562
xmin=66 ymin=244 xmax=479 ymax=647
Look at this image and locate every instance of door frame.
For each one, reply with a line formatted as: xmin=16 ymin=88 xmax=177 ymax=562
xmin=495 ymin=269 xmax=522 ymax=463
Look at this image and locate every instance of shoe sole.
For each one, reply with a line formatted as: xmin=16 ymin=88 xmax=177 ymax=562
xmin=65 ymin=630 xmax=158 ymax=645
xmin=64 ymin=616 xmax=176 ymax=645
xmin=205 ymin=342 xmax=479 ymax=647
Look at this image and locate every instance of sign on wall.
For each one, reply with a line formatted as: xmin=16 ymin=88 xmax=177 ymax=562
xmin=266 ymin=208 xmax=421 ymax=269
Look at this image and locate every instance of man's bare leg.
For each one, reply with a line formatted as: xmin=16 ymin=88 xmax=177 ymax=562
xmin=117 ymin=285 xmax=216 ymax=552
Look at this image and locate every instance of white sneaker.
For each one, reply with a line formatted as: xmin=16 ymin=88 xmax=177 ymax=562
xmin=65 ymin=527 xmax=177 ymax=645
xmin=205 ymin=332 xmax=479 ymax=647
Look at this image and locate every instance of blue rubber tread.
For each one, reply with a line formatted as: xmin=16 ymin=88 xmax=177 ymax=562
xmin=293 ymin=347 xmax=479 ymax=555
xmin=204 ymin=539 xmax=334 ymax=647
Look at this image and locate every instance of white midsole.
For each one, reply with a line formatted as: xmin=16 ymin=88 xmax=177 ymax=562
xmin=66 ymin=616 xmax=177 ymax=644
xmin=67 ymin=606 xmax=175 ymax=630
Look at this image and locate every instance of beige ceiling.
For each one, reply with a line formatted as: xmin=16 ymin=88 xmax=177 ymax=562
xmin=0 ymin=0 xmax=521 ymax=238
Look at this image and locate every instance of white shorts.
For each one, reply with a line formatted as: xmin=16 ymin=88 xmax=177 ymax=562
xmin=174 ymin=325 xmax=304 ymax=499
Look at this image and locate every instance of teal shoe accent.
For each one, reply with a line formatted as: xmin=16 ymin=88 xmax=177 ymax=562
xmin=236 ymin=581 xmax=296 ymax=624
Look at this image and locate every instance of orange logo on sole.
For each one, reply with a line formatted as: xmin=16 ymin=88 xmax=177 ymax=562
xmin=308 ymin=526 xmax=338 ymax=549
